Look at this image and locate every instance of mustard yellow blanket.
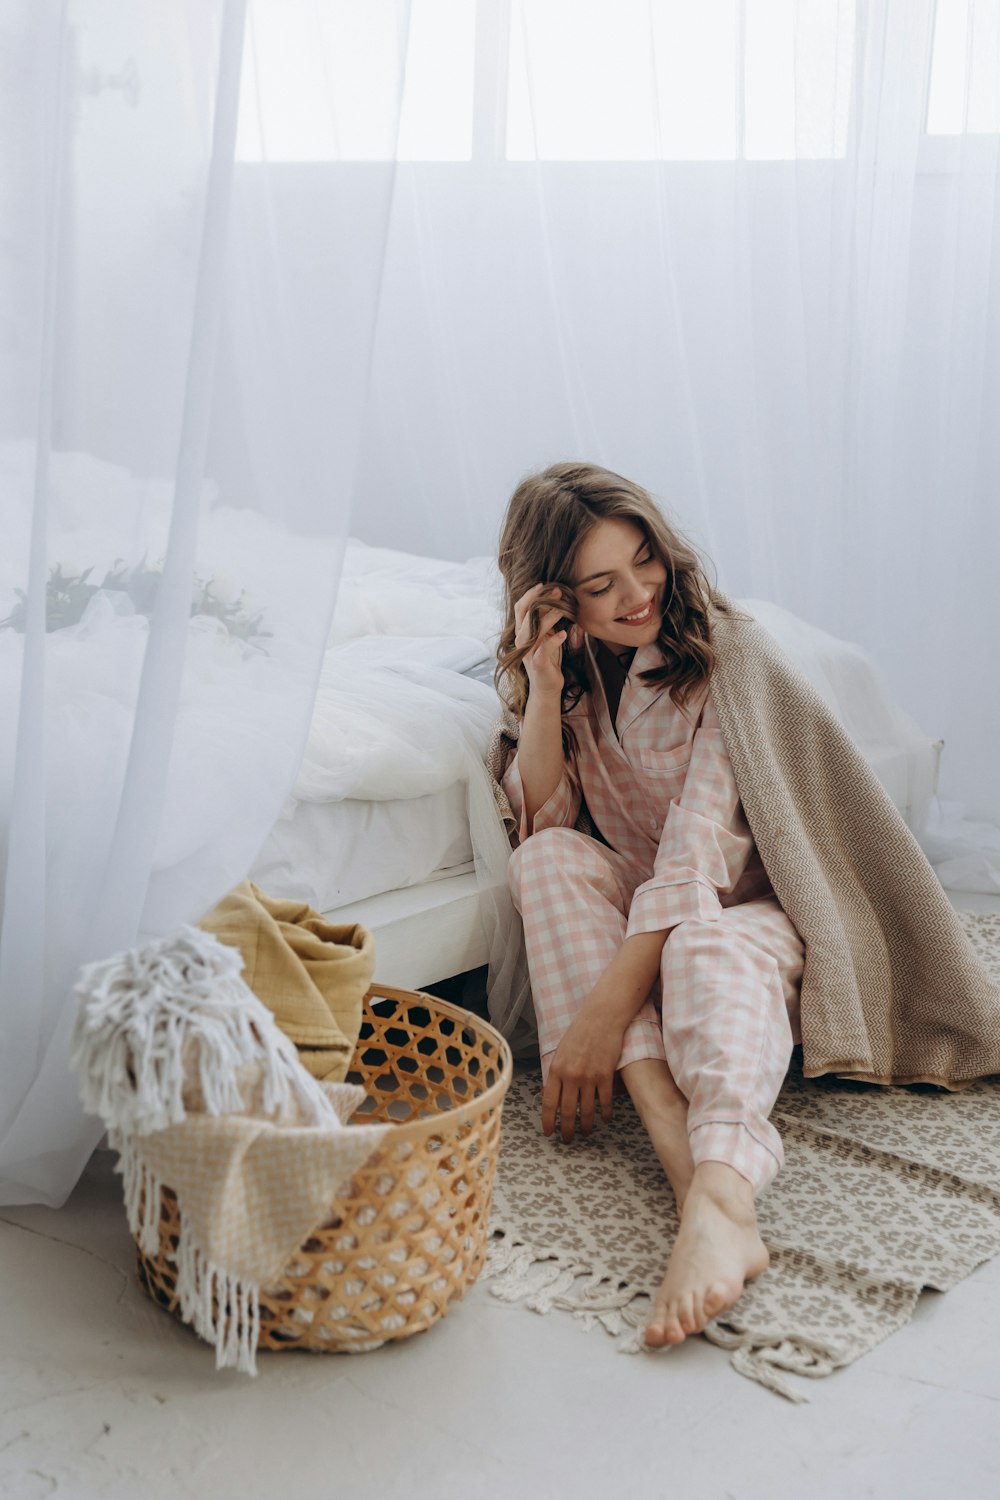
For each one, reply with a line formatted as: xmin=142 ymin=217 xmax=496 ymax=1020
xmin=200 ymin=880 xmax=375 ymax=1082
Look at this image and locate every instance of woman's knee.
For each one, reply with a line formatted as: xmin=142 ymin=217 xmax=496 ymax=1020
xmin=659 ymin=918 xmax=714 ymax=978
xmin=507 ymin=827 xmax=611 ymax=907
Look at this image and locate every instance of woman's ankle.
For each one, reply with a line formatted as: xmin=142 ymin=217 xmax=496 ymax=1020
xmin=686 ymin=1160 xmax=757 ymax=1218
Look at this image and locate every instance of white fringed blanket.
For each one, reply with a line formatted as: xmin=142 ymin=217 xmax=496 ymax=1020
xmin=72 ymin=927 xmax=388 ymax=1374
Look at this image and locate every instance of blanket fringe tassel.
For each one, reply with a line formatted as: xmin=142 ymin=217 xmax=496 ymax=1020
xmin=175 ymin=1231 xmax=261 ymax=1377
xmin=484 ymin=1224 xmax=829 ymax=1403
xmin=116 ymin=1134 xmax=261 ymax=1376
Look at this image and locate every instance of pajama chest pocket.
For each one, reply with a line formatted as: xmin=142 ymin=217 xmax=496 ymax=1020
xmin=638 ymin=744 xmax=691 ymax=778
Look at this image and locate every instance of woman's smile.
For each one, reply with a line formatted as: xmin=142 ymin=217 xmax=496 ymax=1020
xmin=616 ymin=598 xmax=656 ymax=626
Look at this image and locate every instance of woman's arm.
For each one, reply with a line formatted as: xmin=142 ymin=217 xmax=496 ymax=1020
xmin=517 ymin=689 xmax=565 ymax=832
xmin=626 ymin=687 xmax=759 ymax=939
xmin=541 ymin=929 xmax=668 ymax=1142
xmin=509 ymin=582 xmax=578 ymax=833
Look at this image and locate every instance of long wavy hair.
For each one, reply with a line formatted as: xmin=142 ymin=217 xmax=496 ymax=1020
xmin=495 ymin=461 xmax=736 ymax=720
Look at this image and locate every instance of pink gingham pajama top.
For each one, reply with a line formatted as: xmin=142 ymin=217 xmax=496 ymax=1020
xmin=503 ymin=639 xmax=805 ymax=1192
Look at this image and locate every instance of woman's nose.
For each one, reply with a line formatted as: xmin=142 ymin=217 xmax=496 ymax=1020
xmin=619 ymin=573 xmax=650 ymax=608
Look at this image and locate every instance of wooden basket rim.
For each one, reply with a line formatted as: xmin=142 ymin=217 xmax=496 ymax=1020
xmin=355 ymin=982 xmax=513 ymax=1141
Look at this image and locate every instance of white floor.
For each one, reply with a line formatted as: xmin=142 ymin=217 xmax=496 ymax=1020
xmin=3 ymin=891 xmax=1000 ymax=1500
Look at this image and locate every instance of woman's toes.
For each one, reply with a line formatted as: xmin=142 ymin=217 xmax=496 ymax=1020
xmin=645 ymin=1297 xmax=672 ymax=1346
xmin=644 ymin=1314 xmax=666 ymax=1346
xmin=702 ymin=1281 xmax=731 ymax=1322
xmin=678 ymin=1293 xmax=698 ymax=1335
xmin=647 ymin=1301 xmax=684 ymax=1346
xmin=664 ymin=1313 xmax=686 ymax=1345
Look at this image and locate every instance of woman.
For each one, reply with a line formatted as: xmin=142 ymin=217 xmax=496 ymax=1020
xmin=491 ymin=461 xmax=1000 ymax=1352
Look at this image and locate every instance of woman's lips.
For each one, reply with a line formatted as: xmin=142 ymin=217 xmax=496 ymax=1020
xmin=616 ymin=598 xmax=656 ymax=627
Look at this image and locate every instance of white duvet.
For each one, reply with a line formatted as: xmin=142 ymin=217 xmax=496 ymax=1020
xmin=293 ymin=634 xmax=500 ymax=803
xmin=329 ymin=540 xmax=502 ymax=650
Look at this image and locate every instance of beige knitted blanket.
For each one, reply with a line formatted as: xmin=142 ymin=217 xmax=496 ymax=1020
xmin=486 ymin=599 xmax=1000 ymax=1086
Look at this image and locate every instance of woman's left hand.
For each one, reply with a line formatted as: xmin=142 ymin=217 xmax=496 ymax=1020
xmin=541 ymin=1008 xmax=624 ymax=1144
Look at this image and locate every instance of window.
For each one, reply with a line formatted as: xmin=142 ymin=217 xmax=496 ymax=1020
xmin=926 ymin=0 xmax=1000 ymax=135
xmin=506 ymin=0 xmax=856 ymax=161
xmin=235 ymin=0 xmax=1000 ymax=166
xmin=238 ymin=0 xmax=859 ymax=164
xmin=236 ymin=0 xmax=475 ymax=162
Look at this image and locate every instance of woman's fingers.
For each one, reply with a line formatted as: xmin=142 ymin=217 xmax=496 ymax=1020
xmin=578 ymin=1082 xmax=596 ymax=1137
xmin=541 ymin=1071 xmax=580 ymax=1143
xmin=541 ymin=1072 xmax=561 ymax=1137
xmin=559 ymin=1080 xmax=579 ymax=1144
xmin=542 ymin=1069 xmax=613 ymax=1143
xmin=515 ymin=603 xmax=565 ymax=651
xmin=512 ymin=582 xmax=547 ymax=634
xmin=528 ymin=629 xmax=565 ymax=669
xmin=514 ymin=582 xmax=575 ymax=648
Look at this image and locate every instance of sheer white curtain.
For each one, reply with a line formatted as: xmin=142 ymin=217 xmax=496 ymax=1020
xmin=356 ymin=0 xmax=1000 ymax=873
xmin=0 ymin=0 xmax=410 ymax=1205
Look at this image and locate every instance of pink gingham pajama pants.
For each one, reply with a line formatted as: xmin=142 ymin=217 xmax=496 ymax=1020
xmin=508 ymin=829 xmax=803 ymax=1192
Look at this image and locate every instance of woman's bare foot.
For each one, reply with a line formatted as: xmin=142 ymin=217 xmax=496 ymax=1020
xmin=644 ymin=1161 xmax=769 ymax=1348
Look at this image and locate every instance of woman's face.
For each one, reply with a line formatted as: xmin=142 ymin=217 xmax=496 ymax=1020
xmin=570 ymin=517 xmax=668 ymax=651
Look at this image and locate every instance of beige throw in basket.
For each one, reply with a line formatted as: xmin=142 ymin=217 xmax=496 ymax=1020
xmin=135 ymin=984 xmax=513 ymax=1352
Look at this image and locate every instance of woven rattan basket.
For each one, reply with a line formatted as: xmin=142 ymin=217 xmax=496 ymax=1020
xmin=135 ymin=983 xmax=512 ymax=1352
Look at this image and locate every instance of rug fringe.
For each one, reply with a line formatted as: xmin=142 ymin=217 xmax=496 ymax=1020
xmin=485 ymin=1224 xmax=830 ymax=1400
xmin=728 ymin=1345 xmax=809 ymax=1403
xmin=485 ymin=1224 xmax=650 ymax=1352
xmin=708 ymin=1324 xmax=837 ymax=1403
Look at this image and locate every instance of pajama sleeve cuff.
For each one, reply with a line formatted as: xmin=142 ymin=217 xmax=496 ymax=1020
xmin=502 ymin=754 xmax=581 ymax=841
xmin=625 ymin=878 xmax=722 ymax=939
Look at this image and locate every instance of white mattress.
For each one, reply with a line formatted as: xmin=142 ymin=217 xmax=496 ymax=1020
xmin=249 ymin=780 xmax=473 ymax=912
xmin=327 ymin=871 xmax=490 ymax=990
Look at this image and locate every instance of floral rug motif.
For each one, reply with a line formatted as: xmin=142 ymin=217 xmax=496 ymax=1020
xmin=483 ymin=912 xmax=1000 ymax=1401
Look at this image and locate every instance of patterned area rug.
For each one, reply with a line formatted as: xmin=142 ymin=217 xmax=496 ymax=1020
xmin=483 ymin=912 xmax=1000 ymax=1402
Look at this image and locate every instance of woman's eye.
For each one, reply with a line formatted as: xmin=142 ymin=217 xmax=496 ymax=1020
xmin=638 ymin=554 xmax=653 ymax=567
xmin=589 ymin=582 xmax=613 ymax=597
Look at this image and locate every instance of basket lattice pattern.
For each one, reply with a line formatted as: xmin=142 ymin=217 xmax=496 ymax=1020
xmin=135 ymin=985 xmax=513 ymax=1352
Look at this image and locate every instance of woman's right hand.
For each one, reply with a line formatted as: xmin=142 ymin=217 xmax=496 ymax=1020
xmin=513 ymin=583 xmax=579 ymax=699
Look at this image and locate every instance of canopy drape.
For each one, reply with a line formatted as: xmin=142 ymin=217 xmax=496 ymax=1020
xmin=0 ymin=0 xmax=410 ymax=1205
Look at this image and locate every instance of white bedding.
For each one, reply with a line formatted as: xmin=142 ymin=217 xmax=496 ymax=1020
xmin=250 ymin=781 xmax=473 ymax=912
xmin=330 ymin=541 xmax=501 ymax=649
xmin=294 ymin=634 xmax=498 ymax=803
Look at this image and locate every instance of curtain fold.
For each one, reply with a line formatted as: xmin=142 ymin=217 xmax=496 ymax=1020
xmin=0 ymin=0 xmax=410 ymax=1205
